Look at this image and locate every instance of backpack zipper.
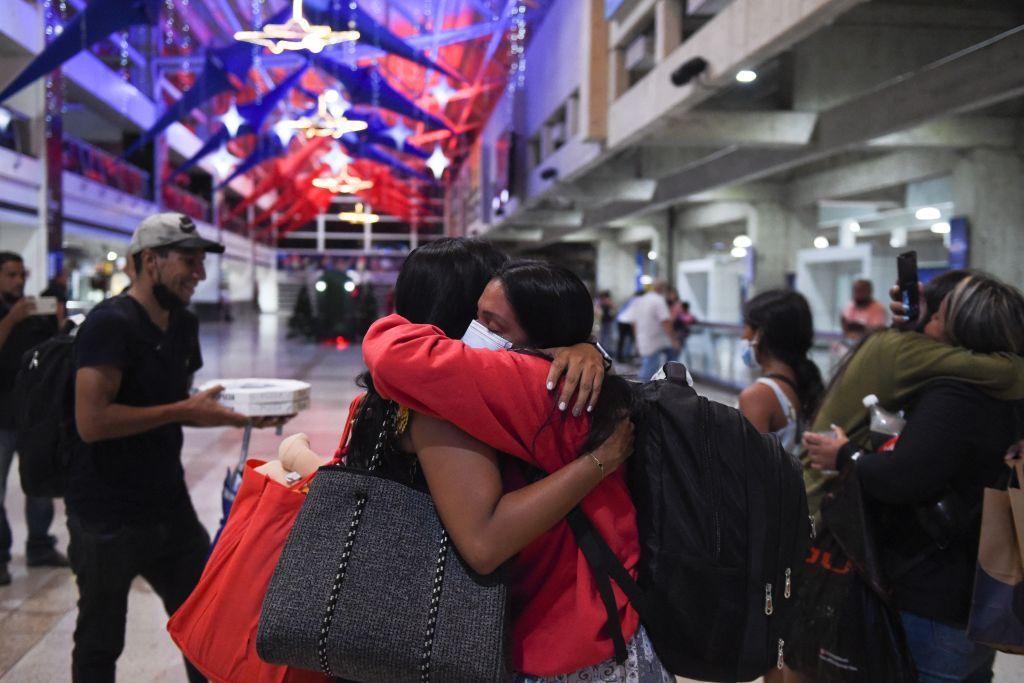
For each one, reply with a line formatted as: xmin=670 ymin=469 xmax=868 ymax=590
xmin=764 ymin=583 xmax=774 ymax=615
xmin=784 ymin=567 xmax=792 ymax=599
xmin=777 ymin=638 xmax=785 ymax=669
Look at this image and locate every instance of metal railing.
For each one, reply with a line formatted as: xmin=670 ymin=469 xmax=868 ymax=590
xmin=63 ymin=135 xmax=151 ymax=199
xmin=163 ymin=183 xmax=211 ymax=223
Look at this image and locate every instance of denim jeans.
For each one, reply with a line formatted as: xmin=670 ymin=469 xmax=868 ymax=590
xmin=0 ymin=428 xmax=57 ymax=564
xmin=68 ymin=506 xmax=210 ymax=683
xmin=900 ymin=611 xmax=995 ymax=683
xmin=640 ymin=348 xmax=674 ymax=382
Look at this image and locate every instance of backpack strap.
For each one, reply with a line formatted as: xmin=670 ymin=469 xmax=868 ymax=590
xmin=564 ymin=506 xmax=650 ymax=664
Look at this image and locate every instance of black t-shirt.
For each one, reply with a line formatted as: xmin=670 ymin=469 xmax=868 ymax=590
xmin=0 ymin=299 xmax=58 ymax=430
xmin=68 ymin=295 xmax=203 ymax=526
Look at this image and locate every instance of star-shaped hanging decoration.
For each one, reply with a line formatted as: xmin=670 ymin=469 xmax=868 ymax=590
xmin=220 ymin=102 xmax=246 ymax=137
xmin=386 ymin=121 xmax=414 ymax=149
xmin=273 ymin=119 xmax=296 ymax=146
xmin=431 ymin=80 xmax=457 ymax=110
xmin=321 ymin=145 xmax=353 ymax=175
xmin=210 ymin=146 xmax=239 ymax=179
xmin=426 ymin=145 xmax=449 ymax=180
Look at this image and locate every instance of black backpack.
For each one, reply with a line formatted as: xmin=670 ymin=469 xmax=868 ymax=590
xmin=13 ymin=324 xmax=79 ymax=498
xmin=569 ymin=362 xmax=811 ymax=682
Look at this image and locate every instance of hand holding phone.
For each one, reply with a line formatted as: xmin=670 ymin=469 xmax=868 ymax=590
xmin=896 ymin=251 xmax=920 ymax=323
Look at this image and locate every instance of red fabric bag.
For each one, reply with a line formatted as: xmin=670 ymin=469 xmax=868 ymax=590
xmin=167 ymin=397 xmax=362 ymax=683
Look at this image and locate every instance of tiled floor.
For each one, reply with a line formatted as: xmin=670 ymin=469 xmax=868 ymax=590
xmin=0 ymin=314 xmax=1020 ymax=681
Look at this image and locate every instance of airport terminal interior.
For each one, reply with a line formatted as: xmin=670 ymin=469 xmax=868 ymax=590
xmin=1 ymin=0 xmax=1024 ymax=680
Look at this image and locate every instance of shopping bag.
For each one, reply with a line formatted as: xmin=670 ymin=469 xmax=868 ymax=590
xmin=967 ymin=459 xmax=1024 ymax=653
xmin=168 ymin=461 xmax=326 ymax=683
xmin=785 ymin=469 xmax=917 ymax=682
xmin=167 ymin=396 xmax=362 ymax=683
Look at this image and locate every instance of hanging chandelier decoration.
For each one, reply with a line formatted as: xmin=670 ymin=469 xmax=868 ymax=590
xmin=277 ymin=90 xmax=368 ymax=139
xmin=234 ymin=0 xmax=360 ymax=54
xmin=338 ymin=202 xmax=380 ymax=224
xmin=313 ymin=170 xmax=374 ymax=194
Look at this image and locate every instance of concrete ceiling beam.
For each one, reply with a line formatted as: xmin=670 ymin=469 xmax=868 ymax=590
xmin=787 ymin=150 xmax=960 ymax=206
xmin=865 ymin=116 xmax=1019 ymax=149
xmin=509 ymin=210 xmax=585 ymax=228
xmin=583 ymin=25 xmax=1024 ymax=229
xmin=650 ymin=111 xmax=819 ymax=148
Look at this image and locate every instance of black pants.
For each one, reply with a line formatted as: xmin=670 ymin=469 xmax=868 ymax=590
xmin=616 ymin=322 xmax=636 ymax=362
xmin=67 ymin=505 xmax=210 ymax=683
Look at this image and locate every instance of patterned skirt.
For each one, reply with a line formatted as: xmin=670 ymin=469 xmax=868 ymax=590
xmin=513 ymin=627 xmax=675 ymax=683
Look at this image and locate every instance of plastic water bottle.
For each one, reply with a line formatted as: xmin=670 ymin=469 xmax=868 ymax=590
xmin=863 ymin=394 xmax=905 ymax=451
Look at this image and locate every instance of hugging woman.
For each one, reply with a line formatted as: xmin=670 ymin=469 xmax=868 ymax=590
xmin=349 ymin=238 xmax=672 ymax=681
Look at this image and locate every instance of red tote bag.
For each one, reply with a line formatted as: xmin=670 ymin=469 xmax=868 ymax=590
xmin=167 ymin=396 xmax=362 ymax=683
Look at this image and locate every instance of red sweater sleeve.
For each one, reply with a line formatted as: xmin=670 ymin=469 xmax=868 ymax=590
xmin=362 ymin=314 xmax=590 ymax=472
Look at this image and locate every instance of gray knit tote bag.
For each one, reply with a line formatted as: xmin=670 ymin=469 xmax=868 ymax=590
xmin=257 ymin=408 xmax=510 ymax=682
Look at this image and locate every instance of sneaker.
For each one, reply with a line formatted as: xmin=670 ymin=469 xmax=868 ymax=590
xmin=0 ymin=565 xmax=10 ymax=585
xmin=26 ymin=550 xmax=70 ymax=568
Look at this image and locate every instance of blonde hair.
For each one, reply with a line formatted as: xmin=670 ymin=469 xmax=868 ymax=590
xmin=944 ymin=273 xmax=1024 ymax=355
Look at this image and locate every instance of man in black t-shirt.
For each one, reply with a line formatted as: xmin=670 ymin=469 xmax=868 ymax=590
xmin=71 ymin=213 xmax=248 ymax=683
xmin=0 ymin=251 xmax=66 ymax=585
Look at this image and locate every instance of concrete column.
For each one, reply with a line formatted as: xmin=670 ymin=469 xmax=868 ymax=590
xmin=748 ymin=202 xmax=816 ymax=293
xmin=654 ymin=0 xmax=682 ymax=61
xmin=596 ymin=233 xmax=638 ymax=303
xmin=953 ymin=149 xmax=1024 ymax=285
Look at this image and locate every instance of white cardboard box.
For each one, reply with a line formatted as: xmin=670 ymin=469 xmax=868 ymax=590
xmin=199 ymin=378 xmax=311 ymax=416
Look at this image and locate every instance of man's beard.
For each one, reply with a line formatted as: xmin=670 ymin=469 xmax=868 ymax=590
xmin=152 ymin=282 xmax=186 ymax=311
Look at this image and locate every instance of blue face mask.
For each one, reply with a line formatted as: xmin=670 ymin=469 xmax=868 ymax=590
xmin=461 ymin=319 xmax=513 ymax=351
xmin=741 ymin=339 xmax=759 ymax=369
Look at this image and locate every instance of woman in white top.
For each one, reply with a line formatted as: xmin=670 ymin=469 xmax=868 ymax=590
xmin=738 ymin=290 xmax=824 ymax=683
xmin=738 ymin=289 xmax=825 ymax=453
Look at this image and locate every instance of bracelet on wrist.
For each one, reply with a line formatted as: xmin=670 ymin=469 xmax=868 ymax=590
xmin=587 ymin=452 xmax=605 ymax=477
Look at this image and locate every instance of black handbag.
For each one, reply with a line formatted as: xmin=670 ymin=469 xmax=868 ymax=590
xmin=256 ymin=408 xmax=510 ymax=682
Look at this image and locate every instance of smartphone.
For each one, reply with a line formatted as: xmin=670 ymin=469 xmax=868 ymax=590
xmin=30 ymin=296 xmax=57 ymax=316
xmin=896 ymin=251 xmax=919 ymax=322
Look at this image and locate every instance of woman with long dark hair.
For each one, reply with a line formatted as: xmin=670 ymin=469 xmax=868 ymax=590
xmin=359 ymin=255 xmax=671 ymax=681
xmin=738 ymin=289 xmax=824 ymax=455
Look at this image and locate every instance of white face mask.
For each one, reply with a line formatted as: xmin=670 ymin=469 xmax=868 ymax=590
xmin=461 ymin=319 xmax=513 ymax=351
xmin=741 ymin=338 xmax=760 ymax=369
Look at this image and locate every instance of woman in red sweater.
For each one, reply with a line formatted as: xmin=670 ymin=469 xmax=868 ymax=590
xmin=353 ymin=246 xmax=669 ymax=681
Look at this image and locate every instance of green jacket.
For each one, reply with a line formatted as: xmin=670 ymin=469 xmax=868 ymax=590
xmin=803 ymin=329 xmax=1024 ymax=515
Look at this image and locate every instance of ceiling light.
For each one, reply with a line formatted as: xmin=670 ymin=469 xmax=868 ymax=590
xmin=639 ymin=275 xmax=653 ymax=286
xmin=234 ymin=0 xmax=359 ymax=54
xmin=277 ymin=91 xmax=367 ymax=139
xmin=647 ymin=250 xmax=658 ymax=260
xmin=735 ymin=70 xmax=757 ymax=84
xmin=106 ymin=251 xmax=118 ymax=261
xmin=314 ymin=280 xmax=327 ymax=292
xmin=338 ymin=203 xmax=380 ymax=224
xmin=730 ymin=246 xmax=748 ymax=258
xmin=732 ymin=235 xmax=752 ymax=249
xmin=0 ymin=108 xmax=13 ymax=132
xmin=343 ymin=281 xmax=356 ymax=292
xmin=930 ymin=221 xmax=951 ymax=234
xmin=273 ymin=120 xmax=296 ymax=146
xmin=313 ymin=171 xmax=373 ymax=194
xmin=813 ymin=236 xmax=830 ymax=249
xmin=915 ymin=206 xmax=941 ymax=221
xmin=846 ymin=220 xmax=861 ymax=233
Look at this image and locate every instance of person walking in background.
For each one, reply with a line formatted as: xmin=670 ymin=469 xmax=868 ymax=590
xmin=841 ymin=278 xmax=888 ymax=341
xmin=738 ymin=290 xmax=824 ymax=457
xmin=596 ymin=290 xmax=616 ymax=353
xmin=0 ymin=252 xmax=68 ymax=585
xmin=619 ymin=280 xmax=679 ymax=380
xmin=804 ymin=273 xmax=1024 ymax=683
xmin=615 ymin=291 xmax=640 ymax=362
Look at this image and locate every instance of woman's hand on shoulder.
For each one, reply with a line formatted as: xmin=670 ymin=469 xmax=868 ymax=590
xmin=543 ymin=343 xmax=607 ymax=418
xmin=586 ymin=418 xmax=635 ymax=476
